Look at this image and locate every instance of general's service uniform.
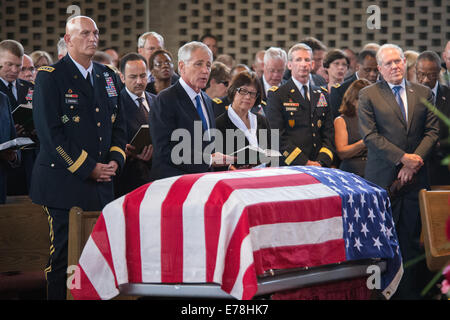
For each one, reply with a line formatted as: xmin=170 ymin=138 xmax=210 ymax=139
xmin=30 ymin=54 xmax=127 ymax=299
xmin=266 ymin=78 xmax=335 ymax=167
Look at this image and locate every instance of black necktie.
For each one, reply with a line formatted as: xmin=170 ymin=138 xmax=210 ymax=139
xmin=6 ymin=82 xmax=17 ymax=105
xmin=86 ymin=72 xmax=93 ymax=88
xmin=302 ymin=85 xmax=310 ymax=105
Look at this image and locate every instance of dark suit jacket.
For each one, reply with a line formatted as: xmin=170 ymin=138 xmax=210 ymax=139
xmin=358 ymin=80 xmax=439 ymax=189
xmin=114 ymin=89 xmax=156 ymax=197
xmin=215 ymin=109 xmax=272 ymax=167
xmin=429 ymin=84 xmax=450 ymax=185
xmin=0 ymin=78 xmax=34 ymax=109
xmin=150 ymin=80 xmax=216 ymax=179
xmin=0 ymin=92 xmax=20 ymax=203
xmin=330 ymin=73 xmax=357 ymax=119
xmin=30 ymin=55 xmax=127 ymax=210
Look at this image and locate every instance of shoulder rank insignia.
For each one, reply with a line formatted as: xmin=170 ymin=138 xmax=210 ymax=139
xmin=261 ymin=100 xmax=267 ymax=106
xmin=213 ymin=98 xmax=222 ymax=104
xmin=320 ymin=86 xmax=328 ymax=93
xmin=38 ymin=66 xmax=55 ymax=73
xmin=332 ymin=83 xmax=341 ymax=89
xmin=269 ymin=86 xmax=279 ymax=92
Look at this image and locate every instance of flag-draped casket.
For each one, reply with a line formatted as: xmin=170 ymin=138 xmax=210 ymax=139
xmin=70 ymin=166 xmax=403 ymax=300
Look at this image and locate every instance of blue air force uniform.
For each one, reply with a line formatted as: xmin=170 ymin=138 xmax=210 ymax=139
xmin=30 ymin=54 xmax=127 ymax=300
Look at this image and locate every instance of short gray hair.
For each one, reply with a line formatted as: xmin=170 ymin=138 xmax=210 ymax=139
xmin=288 ymin=43 xmax=313 ymax=61
xmin=264 ymin=47 xmax=287 ymax=65
xmin=57 ymin=38 xmax=67 ymax=56
xmin=178 ymin=41 xmax=212 ymax=64
xmin=138 ymin=31 xmax=164 ymax=49
xmin=376 ymin=43 xmax=404 ymax=66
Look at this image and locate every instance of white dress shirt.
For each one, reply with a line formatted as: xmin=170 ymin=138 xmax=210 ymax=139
xmin=227 ymin=106 xmax=258 ymax=148
xmin=125 ymin=87 xmax=150 ymax=112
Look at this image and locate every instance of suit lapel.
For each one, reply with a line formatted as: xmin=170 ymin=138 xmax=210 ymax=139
xmin=0 ymin=80 xmax=18 ymax=107
xmin=201 ymin=91 xmax=215 ymax=128
xmin=405 ymin=81 xmax=416 ymax=132
xmin=16 ymin=79 xmax=29 ymax=104
xmin=174 ymin=81 xmax=199 ymax=121
xmin=379 ymin=81 xmax=407 ymax=128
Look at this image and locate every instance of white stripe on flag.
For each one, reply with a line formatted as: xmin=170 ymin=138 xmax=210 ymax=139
xmin=230 ymin=234 xmax=254 ymax=299
xmin=182 ymin=168 xmax=305 ymax=282
xmin=250 ymin=217 xmax=344 ymax=251
xmin=213 ymin=182 xmax=338 ymax=283
xmin=79 ymin=236 xmax=119 ymax=300
xmin=140 ymin=176 xmax=179 ymax=282
xmin=102 ymin=196 xmax=128 ymax=285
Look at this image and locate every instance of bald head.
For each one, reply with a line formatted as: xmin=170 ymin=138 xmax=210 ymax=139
xmin=64 ymin=16 xmax=99 ymax=65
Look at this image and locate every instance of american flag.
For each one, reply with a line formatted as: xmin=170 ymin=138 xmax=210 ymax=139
xmin=70 ymin=166 xmax=403 ymax=300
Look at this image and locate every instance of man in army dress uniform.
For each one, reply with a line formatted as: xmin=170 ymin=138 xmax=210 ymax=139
xmin=267 ymin=43 xmax=335 ymax=167
xmin=31 ymin=16 xmax=127 ymax=300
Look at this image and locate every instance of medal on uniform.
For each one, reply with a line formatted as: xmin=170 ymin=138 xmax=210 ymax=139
xmin=65 ymin=90 xmax=79 ymax=104
xmin=289 ymin=119 xmax=295 ymax=128
xmin=317 ymin=93 xmax=328 ymax=107
xmin=104 ymin=72 xmax=118 ymax=97
xmin=25 ymin=88 xmax=33 ymax=102
xmin=111 ymin=113 xmax=116 ymax=123
xmin=72 ymin=115 xmax=80 ymax=123
xmin=317 ymin=119 xmax=322 ymax=128
xmin=61 ymin=115 xmax=69 ymax=124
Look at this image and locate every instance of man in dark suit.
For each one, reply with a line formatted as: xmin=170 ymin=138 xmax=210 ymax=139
xmin=0 ymin=40 xmax=36 ymax=196
xmin=31 ymin=16 xmax=127 ymax=299
xmin=330 ymin=50 xmax=379 ymax=119
xmin=358 ymin=44 xmax=439 ymax=299
xmin=150 ymin=41 xmax=234 ymax=179
xmin=115 ymin=53 xmax=155 ymax=197
xmin=258 ymin=47 xmax=287 ymax=116
xmin=267 ymin=43 xmax=335 ymax=167
xmin=0 ymin=91 xmax=20 ymax=203
xmin=416 ymin=51 xmax=450 ymax=186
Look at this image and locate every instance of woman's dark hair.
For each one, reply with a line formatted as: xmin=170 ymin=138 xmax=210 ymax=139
xmin=227 ymin=71 xmax=262 ymax=108
xmin=339 ymin=79 xmax=371 ymax=117
xmin=323 ymin=49 xmax=350 ymax=69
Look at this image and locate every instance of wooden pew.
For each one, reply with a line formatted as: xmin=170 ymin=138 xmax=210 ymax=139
xmin=418 ymin=189 xmax=450 ymax=271
xmin=66 ymin=206 xmax=101 ymax=300
xmin=0 ymin=199 xmax=49 ymax=299
xmin=431 ymin=185 xmax=450 ymax=191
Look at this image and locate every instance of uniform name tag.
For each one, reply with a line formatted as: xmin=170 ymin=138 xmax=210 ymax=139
xmin=65 ymin=98 xmax=78 ymax=104
xmin=285 ymin=107 xmax=298 ymax=111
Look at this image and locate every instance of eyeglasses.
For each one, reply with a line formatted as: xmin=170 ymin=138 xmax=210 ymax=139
xmin=416 ymin=71 xmax=439 ymax=80
xmin=154 ymin=61 xmax=173 ymax=68
xmin=219 ymin=80 xmax=229 ymax=87
xmin=236 ymin=87 xmax=258 ymax=98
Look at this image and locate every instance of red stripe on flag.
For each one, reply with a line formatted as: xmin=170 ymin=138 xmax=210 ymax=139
xmin=246 ymin=195 xmax=342 ymax=226
xmin=241 ymin=263 xmax=258 ymax=300
xmin=253 ymin=239 xmax=346 ymax=275
xmin=90 ymin=215 xmax=117 ymax=288
xmin=204 ymin=173 xmax=320 ymax=282
xmin=160 ymin=174 xmax=205 ymax=282
xmin=70 ymin=266 xmax=102 ymax=300
xmin=122 ymin=183 xmax=149 ymax=283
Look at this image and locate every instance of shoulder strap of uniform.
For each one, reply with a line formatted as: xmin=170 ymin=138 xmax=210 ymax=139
xmin=320 ymin=86 xmax=328 ymax=93
xmin=213 ymin=97 xmax=223 ymax=104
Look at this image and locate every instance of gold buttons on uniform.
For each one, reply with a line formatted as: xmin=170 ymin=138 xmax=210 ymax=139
xmin=70 ymin=105 xmax=74 ymax=110
xmin=99 ymin=151 xmax=102 ymax=156
xmin=97 ymin=122 xmax=101 ymax=127
xmin=95 ymin=107 xmax=99 ymax=112
xmin=99 ymin=137 xmax=102 ymax=141
xmin=51 ymin=163 xmax=55 ymax=167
